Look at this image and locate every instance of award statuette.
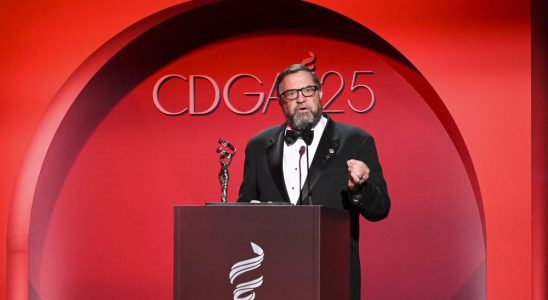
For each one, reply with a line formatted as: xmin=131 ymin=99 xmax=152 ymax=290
xmin=217 ymin=139 xmax=236 ymax=203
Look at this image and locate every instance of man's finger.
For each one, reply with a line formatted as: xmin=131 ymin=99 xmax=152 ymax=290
xmin=349 ymin=171 xmax=361 ymax=183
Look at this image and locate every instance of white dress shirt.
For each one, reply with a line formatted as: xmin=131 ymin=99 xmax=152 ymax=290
xmin=283 ymin=116 xmax=328 ymax=205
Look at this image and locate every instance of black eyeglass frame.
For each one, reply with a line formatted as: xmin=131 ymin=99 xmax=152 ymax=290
xmin=279 ymin=85 xmax=320 ymax=101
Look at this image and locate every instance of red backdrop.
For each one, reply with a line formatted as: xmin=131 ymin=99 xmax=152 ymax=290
xmin=0 ymin=0 xmax=533 ymax=299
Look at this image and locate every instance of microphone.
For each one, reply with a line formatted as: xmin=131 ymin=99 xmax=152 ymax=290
xmin=305 ymin=145 xmax=312 ymax=205
xmin=298 ymin=146 xmax=305 ymax=205
xmin=300 ymin=129 xmax=313 ymax=205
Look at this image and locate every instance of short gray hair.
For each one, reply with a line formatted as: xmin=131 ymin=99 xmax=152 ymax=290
xmin=275 ymin=64 xmax=321 ymax=97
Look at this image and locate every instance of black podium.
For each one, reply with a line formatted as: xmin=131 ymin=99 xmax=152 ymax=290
xmin=174 ymin=205 xmax=350 ymax=299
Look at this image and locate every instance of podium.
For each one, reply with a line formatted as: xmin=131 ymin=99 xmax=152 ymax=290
xmin=174 ymin=205 xmax=350 ymax=299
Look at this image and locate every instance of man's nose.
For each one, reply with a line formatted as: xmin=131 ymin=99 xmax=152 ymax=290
xmin=296 ymin=92 xmax=307 ymax=103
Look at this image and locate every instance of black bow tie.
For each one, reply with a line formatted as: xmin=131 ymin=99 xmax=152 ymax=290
xmin=285 ymin=129 xmax=313 ymax=146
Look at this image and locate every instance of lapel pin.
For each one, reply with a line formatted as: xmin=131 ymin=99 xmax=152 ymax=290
xmin=326 ymin=148 xmax=335 ymax=160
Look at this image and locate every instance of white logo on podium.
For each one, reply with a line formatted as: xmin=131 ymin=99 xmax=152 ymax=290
xmin=229 ymin=242 xmax=264 ymax=300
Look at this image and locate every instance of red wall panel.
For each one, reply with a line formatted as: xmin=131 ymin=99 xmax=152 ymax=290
xmin=0 ymin=0 xmax=532 ymax=299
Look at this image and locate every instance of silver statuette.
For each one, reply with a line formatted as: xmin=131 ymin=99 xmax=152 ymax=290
xmin=217 ymin=139 xmax=236 ymax=203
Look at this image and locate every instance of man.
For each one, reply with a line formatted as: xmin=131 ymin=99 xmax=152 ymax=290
xmin=238 ymin=64 xmax=390 ymax=300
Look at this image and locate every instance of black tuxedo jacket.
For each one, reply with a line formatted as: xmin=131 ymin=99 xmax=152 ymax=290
xmin=238 ymin=116 xmax=390 ymax=300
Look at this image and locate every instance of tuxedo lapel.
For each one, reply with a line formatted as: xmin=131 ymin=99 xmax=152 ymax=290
xmin=266 ymin=125 xmax=290 ymax=203
xmin=301 ymin=118 xmax=340 ymax=203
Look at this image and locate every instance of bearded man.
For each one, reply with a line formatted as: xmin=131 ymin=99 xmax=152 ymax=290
xmin=237 ymin=63 xmax=390 ymax=300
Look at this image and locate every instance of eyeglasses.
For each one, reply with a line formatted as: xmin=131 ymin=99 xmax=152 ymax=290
xmin=280 ymin=85 xmax=319 ymax=101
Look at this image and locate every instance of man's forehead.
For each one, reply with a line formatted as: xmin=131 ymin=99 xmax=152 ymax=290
xmin=281 ymin=71 xmax=313 ymax=86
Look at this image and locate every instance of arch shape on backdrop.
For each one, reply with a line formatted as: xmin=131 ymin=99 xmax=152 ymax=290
xmin=8 ymin=0 xmax=486 ymax=299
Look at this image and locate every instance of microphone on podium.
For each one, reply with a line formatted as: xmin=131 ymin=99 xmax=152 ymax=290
xmin=298 ymin=146 xmax=305 ymax=205
xmin=298 ymin=129 xmax=313 ymax=206
xmin=304 ymin=143 xmax=312 ymax=205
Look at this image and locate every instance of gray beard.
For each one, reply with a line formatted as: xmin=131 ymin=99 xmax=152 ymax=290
xmin=287 ymin=109 xmax=322 ymax=131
